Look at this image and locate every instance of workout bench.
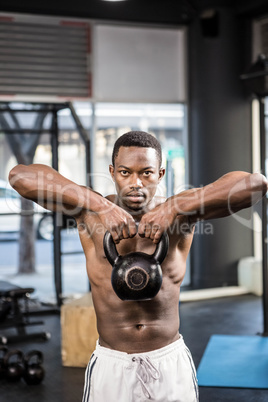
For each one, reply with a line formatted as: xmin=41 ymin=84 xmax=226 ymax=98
xmin=0 ymin=280 xmax=50 ymax=344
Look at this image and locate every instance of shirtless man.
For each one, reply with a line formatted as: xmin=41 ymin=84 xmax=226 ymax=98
xmin=9 ymin=131 xmax=267 ymax=402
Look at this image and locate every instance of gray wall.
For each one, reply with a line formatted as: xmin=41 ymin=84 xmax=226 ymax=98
xmin=188 ymin=8 xmax=254 ymax=288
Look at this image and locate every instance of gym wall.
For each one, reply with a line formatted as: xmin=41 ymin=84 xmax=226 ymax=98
xmin=189 ymin=7 xmax=254 ymax=288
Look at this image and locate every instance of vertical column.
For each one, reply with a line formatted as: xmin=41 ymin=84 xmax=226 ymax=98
xmin=188 ymin=8 xmax=253 ymax=288
xmin=260 ymin=97 xmax=268 ymax=335
xmin=51 ymin=107 xmax=62 ymax=306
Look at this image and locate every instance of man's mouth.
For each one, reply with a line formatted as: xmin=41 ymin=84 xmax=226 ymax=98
xmin=125 ymin=193 xmax=145 ymax=202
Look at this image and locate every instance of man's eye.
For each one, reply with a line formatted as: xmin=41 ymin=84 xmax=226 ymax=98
xmin=120 ymin=170 xmax=129 ymax=176
xmin=144 ymin=171 xmax=152 ymax=176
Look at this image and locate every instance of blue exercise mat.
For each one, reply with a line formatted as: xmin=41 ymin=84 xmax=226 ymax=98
xmin=197 ymin=334 xmax=268 ymax=389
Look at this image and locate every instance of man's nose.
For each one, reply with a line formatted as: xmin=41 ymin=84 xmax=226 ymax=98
xmin=130 ymin=175 xmax=143 ymax=188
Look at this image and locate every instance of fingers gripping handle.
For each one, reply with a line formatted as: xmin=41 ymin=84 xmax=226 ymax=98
xmin=103 ymin=230 xmax=169 ymax=265
xmin=103 ymin=231 xmax=119 ymax=266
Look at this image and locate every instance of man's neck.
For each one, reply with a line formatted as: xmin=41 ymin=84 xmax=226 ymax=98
xmin=107 ymin=194 xmax=165 ymax=218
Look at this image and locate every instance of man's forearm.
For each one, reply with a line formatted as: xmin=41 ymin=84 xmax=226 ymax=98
xmin=8 ymin=164 xmax=112 ymax=216
xmin=167 ymin=171 xmax=267 ymax=222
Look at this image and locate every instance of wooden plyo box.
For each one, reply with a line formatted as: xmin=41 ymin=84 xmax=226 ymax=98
xmin=61 ymin=292 xmax=99 ymax=367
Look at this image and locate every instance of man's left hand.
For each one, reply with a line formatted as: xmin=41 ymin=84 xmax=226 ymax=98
xmin=138 ymin=202 xmax=176 ymax=243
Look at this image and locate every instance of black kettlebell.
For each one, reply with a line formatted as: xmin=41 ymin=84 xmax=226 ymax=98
xmin=3 ymin=349 xmax=24 ymax=382
xmin=23 ymin=350 xmax=45 ymax=385
xmin=103 ymin=231 xmax=169 ymax=301
xmin=0 ymin=346 xmax=8 ymax=379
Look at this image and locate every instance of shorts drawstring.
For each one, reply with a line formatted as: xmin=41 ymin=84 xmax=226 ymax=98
xmin=132 ymin=356 xmax=160 ymax=399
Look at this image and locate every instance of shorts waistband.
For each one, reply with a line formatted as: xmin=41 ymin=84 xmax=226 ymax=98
xmin=94 ymin=335 xmax=185 ymax=362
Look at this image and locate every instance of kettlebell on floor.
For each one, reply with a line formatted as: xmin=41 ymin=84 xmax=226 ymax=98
xmin=2 ymin=348 xmax=45 ymax=385
xmin=23 ymin=350 xmax=45 ymax=385
xmin=4 ymin=349 xmax=24 ymax=382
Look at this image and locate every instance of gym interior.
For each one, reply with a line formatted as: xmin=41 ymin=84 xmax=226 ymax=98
xmin=0 ymin=1 xmax=268 ymax=401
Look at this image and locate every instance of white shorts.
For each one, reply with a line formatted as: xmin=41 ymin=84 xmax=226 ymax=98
xmin=82 ymin=335 xmax=199 ymax=402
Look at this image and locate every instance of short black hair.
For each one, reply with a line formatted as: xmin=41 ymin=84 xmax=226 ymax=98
xmin=112 ymin=131 xmax=162 ymax=166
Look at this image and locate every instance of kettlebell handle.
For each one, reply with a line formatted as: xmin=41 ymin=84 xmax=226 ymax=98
xmin=103 ymin=230 xmax=169 ymax=265
xmin=3 ymin=349 xmax=24 ymax=366
xmin=153 ymin=231 xmax=169 ymax=263
xmin=103 ymin=231 xmax=119 ymax=266
xmin=0 ymin=346 xmax=8 ymax=357
xmin=24 ymin=350 xmax=43 ymax=366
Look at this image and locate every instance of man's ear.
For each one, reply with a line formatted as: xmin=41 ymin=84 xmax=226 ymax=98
xmin=109 ymin=165 xmax=115 ymax=181
xmin=158 ymin=168 xmax=165 ymax=183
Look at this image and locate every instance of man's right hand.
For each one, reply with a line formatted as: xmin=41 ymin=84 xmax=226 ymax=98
xmin=98 ymin=204 xmax=137 ymax=244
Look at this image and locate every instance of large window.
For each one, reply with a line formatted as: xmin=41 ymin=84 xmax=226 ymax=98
xmin=0 ymin=100 xmax=189 ymax=302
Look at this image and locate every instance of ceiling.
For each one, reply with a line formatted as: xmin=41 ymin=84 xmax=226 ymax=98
xmin=0 ymin=0 xmax=267 ymax=26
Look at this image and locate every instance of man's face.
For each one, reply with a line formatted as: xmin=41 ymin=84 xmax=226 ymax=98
xmin=109 ymin=146 xmax=165 ymax=213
